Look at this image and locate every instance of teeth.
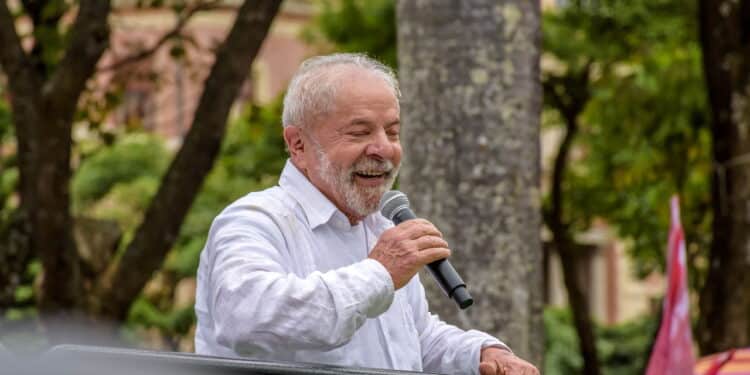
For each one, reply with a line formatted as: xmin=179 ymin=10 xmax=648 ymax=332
xmin=358 ymin=171 xmax=386 ymax=177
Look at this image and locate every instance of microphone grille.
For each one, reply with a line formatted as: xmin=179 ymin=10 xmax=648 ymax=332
xmin=379 ymin=190 xmax=410 ymax=221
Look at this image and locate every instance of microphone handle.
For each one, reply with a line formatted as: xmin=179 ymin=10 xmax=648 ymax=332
xmin=392 ymin=209 xmax=474 ymax=309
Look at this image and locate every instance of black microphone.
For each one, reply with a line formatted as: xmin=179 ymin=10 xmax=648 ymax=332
xmin=379 ymin=190 xmax=473 ymax=309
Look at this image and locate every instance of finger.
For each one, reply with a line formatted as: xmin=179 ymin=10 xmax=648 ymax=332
xmin=412 ymin=235 xmax=449 ymax=251
xmin=394 ymin=219 xmax=442 ymax=240
xmin=493 ymin=358 xmax=509 ymax=375
xmin=479 ymin=361 xmax=497 ymax=375
xmin=417 ymin=247 xmax=451 ymax=264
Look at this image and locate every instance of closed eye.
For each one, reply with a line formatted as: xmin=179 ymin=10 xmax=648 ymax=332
xmin=386 ymin=124 xmax=400 ymax=138
xmin=347 ymin=131 xmax=370 ymax=137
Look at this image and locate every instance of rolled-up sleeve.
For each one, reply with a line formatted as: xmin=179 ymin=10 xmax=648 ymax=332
xmin=206 ymin=205 xmax=394 ymax=357
xmin=405 ymin=277 xmax=510 ymax=375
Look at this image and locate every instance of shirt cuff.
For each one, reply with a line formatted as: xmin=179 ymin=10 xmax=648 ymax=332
xmin=481 ymin=339 xmax=512 ymax=353
xmin=472 ymin=335 xmax=512 ymax=375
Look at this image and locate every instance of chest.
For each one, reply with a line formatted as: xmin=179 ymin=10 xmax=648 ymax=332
xmin=283 ymin=219 xmax=374 ymax=274
xmin=278 ymin=217 xmax=422 ymax=370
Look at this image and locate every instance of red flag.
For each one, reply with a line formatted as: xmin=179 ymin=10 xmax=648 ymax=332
xmin=645 ymin=195 xmax=695 ymax=375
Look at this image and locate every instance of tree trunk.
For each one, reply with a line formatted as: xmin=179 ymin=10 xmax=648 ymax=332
xmin=92 ymin=0 xmax=282 ymax=320
xmin=547 ymin=120 xmax=601 ymax=375
xmin=396 ymin=0 xmax=544 ymax=365
xmin=0 ymin=0 xmax=281 ymax=327
xmin=0 ymin=214 xmax=32 ymax=307
xmin=543 ymin=68 xmax=600 ymax=374
xmin=697 ymin=0 xmax=750 ymax=354
xmin=0 ymin=0 xmax=112 ymax=313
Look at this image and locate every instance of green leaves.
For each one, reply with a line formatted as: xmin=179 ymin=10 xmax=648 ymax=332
xmin=304 ymin=0 xmax=397 ymax=69
xmin=166 ymin=98 xmax=286 ymax=278
xmin=543 ymin=0 xmax=710 ymax=282
xmin=544 ymin=308 xmax=657 ymax=375
xmin=72 ymin=133 xmax=170 ymax=209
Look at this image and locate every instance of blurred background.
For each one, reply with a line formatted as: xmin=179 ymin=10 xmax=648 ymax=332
xmin=0 ymin=0 xmax=747 ymax=374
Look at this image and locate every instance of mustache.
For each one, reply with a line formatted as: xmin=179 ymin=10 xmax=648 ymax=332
xmin=350 ymin=157 xmax=396 ymax=175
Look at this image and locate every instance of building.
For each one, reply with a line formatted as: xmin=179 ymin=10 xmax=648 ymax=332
xmin=100 ymin=0 xmax=317 ymax=139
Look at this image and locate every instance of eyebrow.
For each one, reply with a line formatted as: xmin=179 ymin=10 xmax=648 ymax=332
xmin=345 ymin=118 xmax=400 ymax=128
xmin=348 ymin=118 xmax=374 ymax=126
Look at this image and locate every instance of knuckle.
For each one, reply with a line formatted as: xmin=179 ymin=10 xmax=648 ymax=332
xmin=401 ymin=239 xmax=416 ymax=252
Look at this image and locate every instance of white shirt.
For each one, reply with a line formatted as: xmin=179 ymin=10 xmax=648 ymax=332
xmin=195 ymin=160 xmax=508 ymax=374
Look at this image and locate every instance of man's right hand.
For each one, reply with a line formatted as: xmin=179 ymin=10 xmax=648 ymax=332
xmin=368 ymin=219 xmax=451 ymax=290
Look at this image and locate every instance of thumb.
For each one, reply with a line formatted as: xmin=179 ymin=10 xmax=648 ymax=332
xmin=479 ymin=361 xmax=498 ymax=375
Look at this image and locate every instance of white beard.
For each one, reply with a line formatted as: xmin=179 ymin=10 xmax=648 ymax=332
xmin=314 ymin=145 xmax=399 ymax=218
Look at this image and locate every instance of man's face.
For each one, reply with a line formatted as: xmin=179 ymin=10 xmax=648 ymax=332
xmin=289 ymin=69 xmax=402 ymax=222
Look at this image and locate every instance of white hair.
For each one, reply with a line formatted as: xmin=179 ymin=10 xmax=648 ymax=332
xmin=282 ymin=53 xmax=400 ymax=128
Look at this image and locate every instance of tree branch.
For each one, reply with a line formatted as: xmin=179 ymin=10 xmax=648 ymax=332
xmin=42 ymin=0 xmax=111 ymax=116
xmin=20 ymin=0 xmax=71 ymax=77
xmin=549 ymin=110 xmax=578 ymax=233
xmin=0 ymin=1 xmax=40 ymax=91
xmin=0 ymin=1 xmax=44 ymax=222
xmin=98 ymin=0 xmax=221 ymax=72
xmin=543 ymin=62 xmax=599 ymax=375
xmin=94 ymin=0 xmax=283 ymax=320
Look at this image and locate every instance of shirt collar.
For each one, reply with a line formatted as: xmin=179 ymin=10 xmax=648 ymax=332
xmin=279 ymin=159 xmax=341 ymax=229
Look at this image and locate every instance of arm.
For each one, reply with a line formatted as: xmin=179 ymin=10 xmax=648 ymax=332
xmin=406 ymin=277 xmax=539 ymax=375
xmin=405 ymin=276 xmax=509 ymax=375
xmin=207 ymin=204 xmax=394 ymax=355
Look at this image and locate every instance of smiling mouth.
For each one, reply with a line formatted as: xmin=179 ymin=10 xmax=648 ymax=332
xmin=354 ymin=170 xmax=390 ymax=179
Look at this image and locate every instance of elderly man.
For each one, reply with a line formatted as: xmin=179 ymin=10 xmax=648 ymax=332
xmin=195 ymin=53 xmax=538 ymax=375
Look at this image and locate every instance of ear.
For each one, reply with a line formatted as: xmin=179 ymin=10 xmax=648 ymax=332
xmin=283 ymin=125 xmax=307 ymax=170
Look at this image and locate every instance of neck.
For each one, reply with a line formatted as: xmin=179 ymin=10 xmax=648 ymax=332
xmin=345 ymin=212 xmax=364 ymax=226
xmin=291 ymin=159 xmax=365 ymax=226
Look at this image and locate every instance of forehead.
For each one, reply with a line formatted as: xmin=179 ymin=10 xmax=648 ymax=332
xmin=329 ymin=66 xmax=397 ymax=99
xmin=309 ymin=69 xmax=397 ymax=125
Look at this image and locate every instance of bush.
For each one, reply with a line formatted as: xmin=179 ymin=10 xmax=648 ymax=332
xmin=72 ymin=133 xmax=169 ymax=209
xmin=545 ymin=307 xmax=657 ymax=375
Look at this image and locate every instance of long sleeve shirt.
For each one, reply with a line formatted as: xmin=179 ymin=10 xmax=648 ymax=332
xmin=194 ymin=160 xmax=508 ymax=374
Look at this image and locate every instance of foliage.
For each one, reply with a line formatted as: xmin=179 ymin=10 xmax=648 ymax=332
xmin=545 ymin=308 xmax=657 ymax=375
xmin=304 ymin=0 xmax=397 ymax=69
xmin=309 ymin=1 xmax=710 ymax=371
xmin=128 ymin=298 xmax=196 ymax=337
xmin=72 ymin=133 xmax=170 ymax=211
xmin=543 ymin=0 xmax=711 ymax=290
xmin=545 ymin=307 xmax=583 ymax=374
xmin=125 ymin=98 xmax=286 ymax=338
xmin=311 ymin=0 xmax=711 ymax=289
xmin=166 ymin=98 xmax=286 ymax=278
xmin=25 ymin=97 xmax=288 ymax=344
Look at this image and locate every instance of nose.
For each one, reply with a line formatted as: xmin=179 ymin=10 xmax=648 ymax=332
xmin=365 ymin=129 xmax=394 ymax=160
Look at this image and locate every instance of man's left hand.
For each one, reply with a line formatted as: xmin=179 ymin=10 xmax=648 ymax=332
xmin=479 ymin=347 xmax=539 ymax=375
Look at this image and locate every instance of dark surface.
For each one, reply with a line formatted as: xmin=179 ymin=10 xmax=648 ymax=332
xmin=2 ymin=345 xmax=439 ymax=375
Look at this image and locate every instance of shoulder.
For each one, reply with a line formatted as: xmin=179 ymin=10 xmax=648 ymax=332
xmin=222 ymin=185 xmax=297 ymax=218
xmin=209 ymin=186 xmax=300 ymax=240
